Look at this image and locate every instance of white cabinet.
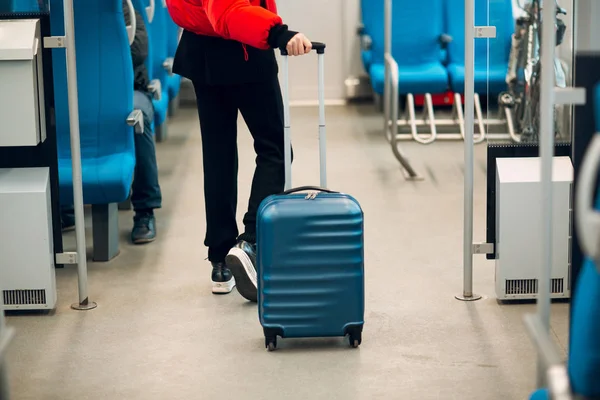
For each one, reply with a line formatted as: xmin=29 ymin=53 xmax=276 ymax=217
xmin=0 ymin=168 xmax=57 ymax=310
xmin=0 ymin=19 xmax=46 ymax=147
xmin=495 ymin=157 xmax=573 ymax=300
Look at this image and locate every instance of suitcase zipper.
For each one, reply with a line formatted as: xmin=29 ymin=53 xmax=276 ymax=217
xmin=305 ymin=192 xmax=318 ymax=200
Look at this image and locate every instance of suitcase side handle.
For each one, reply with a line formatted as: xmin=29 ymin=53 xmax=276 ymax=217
xmin=282 ymin=186 xmax=338 ymax=195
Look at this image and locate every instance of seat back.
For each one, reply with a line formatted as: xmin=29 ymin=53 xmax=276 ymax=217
xmin=596 ymin=81 xmax=600 ymax=132
xmin=165 ymin=8 xmax=180 ymax=58
xmin=445 ymin=0 xmax=514 ymax=68
xmin=50 ymin=0 xmax=135 ymax=202
xmin=145 ymin=0 xmax=168 ymax=90
xmin=360 ymin=0 xmax=445 ymax=67
xmin=131 ymin=0 xmax=155 ymax=81
xmin=360 ymin=0 xmax=384 ymax=66
xmin=568 ymin=84 xmax=600 ymax=398
xmin=568 ymin=257 xmax=600 ymax=397
xmin=391 ymin=0 xmax=445 ymax=67
xmin=8 ymin=0 xmax=46 ymax=12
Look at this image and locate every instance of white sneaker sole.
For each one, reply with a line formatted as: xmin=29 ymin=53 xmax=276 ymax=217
xmin=226 ymin=247 xmax=258 ymax=302
xmin=228 ymin=248 xmax=257 ymax=286
xmin=212 ymin=277 xmax=235 ymax=294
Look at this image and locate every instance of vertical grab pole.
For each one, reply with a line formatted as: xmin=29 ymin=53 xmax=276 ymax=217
xmin=0 ymin=307 xmax=9 ymax=400
xmin=536 ymin=0 xmax=557 ymax=387
xmin=318 ymin=53 xmax=327 ymax=189
xmin=63 ymin=0 xmax=96 ymax=311
xmin=456 ymin=0 xmax=481 ymax=302
xmin=282 ymin=54 xmax=292 ymax=191
xmin=379 ymin=0 xmax=398 ymax=142
xmin=383 ymin=0 xmax=391 ymax=137
xmin=0 ymin=358 xmax=7 ymax=400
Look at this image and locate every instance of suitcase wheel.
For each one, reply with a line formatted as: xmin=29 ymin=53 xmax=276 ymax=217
xmin=265 ymin=336 xmax=277 ymax=352
xmin=348 ymin=333 xmax=362 ymax=348
xmin=346 ymin=325 xmax=363 ymax=348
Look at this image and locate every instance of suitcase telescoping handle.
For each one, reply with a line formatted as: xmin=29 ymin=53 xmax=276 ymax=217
xmin=280 ymin=42 xmax=327 ymax=191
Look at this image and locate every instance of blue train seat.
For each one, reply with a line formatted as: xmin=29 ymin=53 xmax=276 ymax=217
xmin=9 ymin=0 xmax=44 ymax=12
xmin=131 ymin=0 xmax=160 ymax=135
xmin=165 ymin=7 xmax=182 ymax=113
xmin=50 ymin=0 xmax=139 ymax=261
xmin=567 ymin=83 xmax=600 ymax=398
xmin=596 ymin=82 xmax=600 ymax=132
xmin=358 ymin=0 xmax=383 ymax=73
xmin=529 ymin=389 xmax=549 ymax=400
xmin=529 ymin=85 xmax=600 ymax=400
xmin=569 ymin=258 xmax=600 ymax=397
xmin=144 ymin=0 xmax=170 ymax=141
xmin=365 ymin=0 xmax=449 ymax=96
xmin=445 ymin=0 xmax=514 ymax=95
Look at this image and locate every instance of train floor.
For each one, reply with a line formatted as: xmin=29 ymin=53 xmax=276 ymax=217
xmin=5 ymin=103 xmax=569 ymax=400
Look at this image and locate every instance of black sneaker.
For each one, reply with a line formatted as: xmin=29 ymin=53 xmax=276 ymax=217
xmin=212 ymin=262 xmax=235 ymax=294
xmin=61 ymin=217 xmax=75 ymax=232
xmin=225 ymin=240 xmax=258 ymax=302
xmin=131 ymin=213 xmax=156 ymax=244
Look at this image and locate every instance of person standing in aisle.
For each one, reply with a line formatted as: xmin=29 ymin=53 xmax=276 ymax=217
xmin=167 ymin=0 xmax=312 ymax=301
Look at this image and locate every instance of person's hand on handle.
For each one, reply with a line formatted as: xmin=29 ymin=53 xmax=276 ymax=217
xmin=286 ymin=33 xmax=312 ymax=56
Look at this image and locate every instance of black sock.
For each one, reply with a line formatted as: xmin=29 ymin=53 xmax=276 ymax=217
xmin=238 ymin=232 xmax=256 ymax=245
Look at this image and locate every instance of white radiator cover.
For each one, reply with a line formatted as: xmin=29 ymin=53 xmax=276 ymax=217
xmin=0 ymin=168 xmax=57 ymax=310
xmin=495 ymin=156 xmax=573 ymax=300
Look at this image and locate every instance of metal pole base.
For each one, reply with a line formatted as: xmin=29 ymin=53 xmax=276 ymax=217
xmin=71 ymin=299 xmax=97 ymax=311
xmin=405 ymin=175 xmax=425 ymax=182
xmin=401 ymin=169 xmax=425 ymax=181
xmin=455 ymin=294 xmax=482 ymax=302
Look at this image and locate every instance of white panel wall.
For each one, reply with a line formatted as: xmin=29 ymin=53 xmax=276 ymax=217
xmin=276 ymin=0 xmax=346 ymax=103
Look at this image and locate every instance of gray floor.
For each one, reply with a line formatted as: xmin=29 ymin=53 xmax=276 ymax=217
xmin=4 ymin=104 xmax=569 ymax=400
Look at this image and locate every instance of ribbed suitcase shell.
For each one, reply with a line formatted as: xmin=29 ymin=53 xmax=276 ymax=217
xmin=257 ymin=192 xmax=365 ymax=339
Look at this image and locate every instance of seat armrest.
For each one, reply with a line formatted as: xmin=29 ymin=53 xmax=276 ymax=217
xmin=147 ymin=79 xmax=162 ymax=101
xmin=163 ymin=57 xmax=174 ymax=75
xmin=127 ymin=109 xmax=144 ymax=134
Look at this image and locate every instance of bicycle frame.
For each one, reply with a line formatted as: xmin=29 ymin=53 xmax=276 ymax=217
xmin=504 ymin=0 xmax=566 ymax=142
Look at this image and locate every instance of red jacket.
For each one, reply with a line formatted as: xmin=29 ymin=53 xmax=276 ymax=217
xmin=166 ymin=0 xmax=282 ymax=50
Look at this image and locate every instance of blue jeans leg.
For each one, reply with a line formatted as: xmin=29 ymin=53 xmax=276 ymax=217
xmin=132 ymin=90 xmax=162 ymax=212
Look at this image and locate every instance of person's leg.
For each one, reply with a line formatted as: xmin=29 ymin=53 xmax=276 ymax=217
xmin=193 ymin=82 xmax=239 ymax=294
xmin=224 ymin=76 xmax=286 ymax=303
xmin=131 ymin=90 xmax=162 ymax=244
xmin=237 ymin=76 xmax=286 ymax=240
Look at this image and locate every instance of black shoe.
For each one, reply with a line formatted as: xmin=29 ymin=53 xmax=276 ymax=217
xmin=61 ymin=217 xmax=75 ymax=232
xmin=131 ymin=212 xmax=156 ymax=244
xmin=225 ymin=240 xmax=258 ymax=302
xmin=211 ymin=262 xmax=235 ymax=294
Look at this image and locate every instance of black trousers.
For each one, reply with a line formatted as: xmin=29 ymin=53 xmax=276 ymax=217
xmin=193 ymin=77 xmax=286 ymax=262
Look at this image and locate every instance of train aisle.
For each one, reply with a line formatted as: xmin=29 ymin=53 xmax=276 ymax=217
xmin=5 ymin=104 xmax=569 ymax=399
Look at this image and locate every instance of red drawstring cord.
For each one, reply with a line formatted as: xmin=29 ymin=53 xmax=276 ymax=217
xmin=242 ymin=44 xmax=249 ymax=61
